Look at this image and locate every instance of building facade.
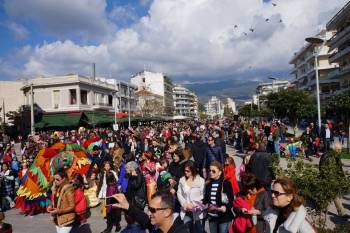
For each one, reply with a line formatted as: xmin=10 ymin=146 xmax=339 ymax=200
xmin=326 ymin=1 xmax=350 ymax=95
xmin=0 ymin=81 xmax=25 ymax=123
xmin=130 ymin=71 xmax=174 ymax=116
xmin=172 ymin=85 xmax=198 ymax=118
xmin=256 ymin=80 xmax=290 ymax=96
xmin=205 ymin=96 xmax=223 ymax=118
xmin=20 ymin=74 xmax=137 ymax=114
xmin=225 ymin=97 xmax=237 ymax=113
xmin=289 ymin=30 xmax=339 ymax=100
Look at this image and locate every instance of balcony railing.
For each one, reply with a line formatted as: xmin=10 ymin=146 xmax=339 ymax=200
xmin=329 ymin=45 xmax=350 ymax=63
xmin=328 ymin=24 xmax=350 ymax=49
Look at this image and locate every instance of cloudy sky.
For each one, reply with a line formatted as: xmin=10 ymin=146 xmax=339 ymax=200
xmin=0 ymin=0 xmax=347 ymax=84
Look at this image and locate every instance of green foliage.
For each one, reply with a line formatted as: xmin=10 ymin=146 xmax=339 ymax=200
xmin=265 ymin=89 xmax=318 ymax=125
xmin=238 ymin=104 xmax=258 ymax=117
xmin=318 ymin=223 xmax=350 ymax=233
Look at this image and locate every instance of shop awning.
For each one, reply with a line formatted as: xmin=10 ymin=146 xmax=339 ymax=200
xmin=34 ymin=112 xmax=83 ymax=129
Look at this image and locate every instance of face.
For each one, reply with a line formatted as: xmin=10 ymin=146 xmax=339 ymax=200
xmin=184 ymin=167 xmax=192 ymax=178
xmin=90 ymin=173 xmax=96 ymax=180
xmin=2 ymin=164 xmax=8 ymax=171
xmin=208 ymin=137 xmax=214 ymax=146
xmin=54 ymin=174 xmax=65 ymax=187
xmin=172 ymin=153 xmax=180 ymax=162
xmin=148 ymin=197 xmax=171 ymax=226
xmin=209 ymin=165 xmax=222 ymax=180
xmin=271 ymin=183 xmax=293 ymax=208
xmin=104 ymin=162 xmax=111 ymax=171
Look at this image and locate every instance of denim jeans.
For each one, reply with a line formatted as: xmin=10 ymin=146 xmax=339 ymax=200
xmin=183 ymin=214 xmax=204 ymax=233
xmin=209 ymin=220 xmax=230 ymax=233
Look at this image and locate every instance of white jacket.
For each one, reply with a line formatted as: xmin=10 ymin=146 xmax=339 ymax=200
xmin=263 ymin=205 xmax=316 ymax=233
xmin=177 ymin=175 xmax=205 ymax=220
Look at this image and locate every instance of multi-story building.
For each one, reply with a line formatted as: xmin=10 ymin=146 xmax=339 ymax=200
xmin=256 ymin=80 xmax=290 ymax=96
xmin=326 ymin=1 xmax=350 ymax=94
xmin=130 ymin=71 xmax=174 ymax=116
xmin=0 ymin=81 xmax=26 ymax=123
xmin=172 ymin=85 xmax=198 ymax=118
xmin=289 ymin=30 xmax=339 ymax=100
xmin=205 ymin=96 xmax=223 ymax=119
xmin=20 ymin=74 xmax=137 ymax=114
xmin=225 ymin=97 xmax=237 ymax=113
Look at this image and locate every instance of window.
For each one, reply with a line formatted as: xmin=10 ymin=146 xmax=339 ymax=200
xmin=69 ymin=89 xmax=77 ymax=105
xmin=53 ymin=90 xmax=60 ymax=109
xmin=108 ymin=95 xmax=113 ymax=106
xmin=81 ymin=90 xmax=88 ymax=105
xmin=142 ymin=77 xmax=145 ymax=82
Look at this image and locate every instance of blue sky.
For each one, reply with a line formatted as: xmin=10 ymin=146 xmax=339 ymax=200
xmin=0 ymin=0 xmax=347 ymax=84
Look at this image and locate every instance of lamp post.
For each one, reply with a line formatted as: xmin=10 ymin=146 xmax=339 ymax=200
xmin=305 ymin=36 xmax=324 ymax=134
xmin=128 ymin=86 xmax=131 ymax=128
xmin=30 ymin=83 xmax=35 ymax=135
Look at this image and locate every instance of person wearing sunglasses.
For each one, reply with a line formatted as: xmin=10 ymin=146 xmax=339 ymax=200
xmin=203 ymin=161 xmax=234 ymax=233
xmin=177 ymin=160 xmax=205 ymax=233
xmin=263 ymin=177 xmax=316 ymax=233
xmin=203 ymin=136 xmax=224 ymax=179
xmin=112 ymin=190 xmax=190 ymax=233
xmin=47 ymin=169 xmax=76 ymax=233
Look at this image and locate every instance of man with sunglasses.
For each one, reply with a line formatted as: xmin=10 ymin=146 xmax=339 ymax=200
xmin=203 ymin=135 xmax=224 ymax=179
xmin=112 ymin=191 xmax=189 ymax=233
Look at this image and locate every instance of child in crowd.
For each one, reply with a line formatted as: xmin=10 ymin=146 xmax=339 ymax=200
xmin=72 ymin=173 xmax=88 ymax=224
xmin=102 ymin=172 xmax=120 ymax=233
xmin=84 ymin=172 xmax=99 ymax=208
xmin=224 ymin=156 xmax=240 ymax=194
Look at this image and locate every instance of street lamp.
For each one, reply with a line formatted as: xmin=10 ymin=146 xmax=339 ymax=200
xmin=305 ymin=36 xmax=324 ymax=134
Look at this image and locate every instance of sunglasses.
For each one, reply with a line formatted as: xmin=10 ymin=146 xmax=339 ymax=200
xmin=184 ymin=170 xmax=191 ymax=173
xmin=208 ymin=139 xmax=214 ymax=141
xmin=148 ymin=207 xmax=169 ymax=213
xmin=54 ymin=178 xmax=62 ymax=182
xmin=209 ymin=170 xmax=217 ymax=174
xmin=271 ymin=190 xmax=287 ymax=197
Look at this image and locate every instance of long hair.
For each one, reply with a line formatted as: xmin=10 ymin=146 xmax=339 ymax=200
xmin=273 ymin=176 xmax=304 ymax=217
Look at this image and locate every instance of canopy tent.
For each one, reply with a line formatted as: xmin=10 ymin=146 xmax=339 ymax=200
xmin=34 ymin=112 xmax=84 ymax=129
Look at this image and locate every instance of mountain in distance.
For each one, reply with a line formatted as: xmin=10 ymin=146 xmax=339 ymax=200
xmin=184 ymin=79 xmax=260 ymax=105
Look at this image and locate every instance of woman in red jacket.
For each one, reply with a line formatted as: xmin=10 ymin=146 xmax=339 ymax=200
xmin=224 ymin=156 xmax=240 ymax=194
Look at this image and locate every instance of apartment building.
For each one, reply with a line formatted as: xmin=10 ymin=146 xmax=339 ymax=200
xmin=173 ymin=85 xmax=198 ymax=118
xmin=289 ymin=30 xmax=339 ymax=100
xmin=326 ymin=1 xmax=350 ymax=94
xmin=205 ymin=96 xmax=223 ymax=119
xmin=130 ymin=71 xmax=174 ymax=116
xmin=256 ymin=80 xmax=290 ymax=96
xmin=20 ymin=74 xmax=137 ymax=114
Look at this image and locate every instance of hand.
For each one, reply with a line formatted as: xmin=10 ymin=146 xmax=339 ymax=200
xmin=185 ymin=203 xmax=194 ymax=211
xmin=217 ymin=206 xmax=227 ymax=212
xmin=208 ymin=205 xmax=217 ymax=211
xmin=112 ymin=193 xmax=130 ymax=210
xmin=47 ymin=207 xmax=58 ymax=214
xmin=170 ymin=188 xmax=176 ymax=195
xmin=169 ymin=179 xmax=177 ymax=186
xmin=250 ymin=208 xmax=261 ymax=215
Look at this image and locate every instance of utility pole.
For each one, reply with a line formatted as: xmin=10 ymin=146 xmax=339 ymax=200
xmin=30 ymin=83 xmax=35 ymax=135
xmin=2 ymin=99 xmax=5 ymax=132
xmin=128 ymin=86 xmax=131 ymax=128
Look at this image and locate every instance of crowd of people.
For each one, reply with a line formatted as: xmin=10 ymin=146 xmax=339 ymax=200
xmin=0 ymin=118 xmax=348 ymax=233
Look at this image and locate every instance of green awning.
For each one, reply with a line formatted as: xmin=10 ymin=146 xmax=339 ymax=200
xmin=85 ymin=112 xmax=114 ymax=124
xmin=35 ymin=113 xmax=83 ymax=128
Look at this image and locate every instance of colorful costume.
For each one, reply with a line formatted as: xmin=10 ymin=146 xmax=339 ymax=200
xmin=15 ymin=142 xmax=91 ymax=215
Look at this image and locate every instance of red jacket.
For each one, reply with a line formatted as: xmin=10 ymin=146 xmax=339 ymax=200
xmin=74 ymin=188 xmax=87 ymax=214
xmin=224 ymin=165 xmax=240 ymax=194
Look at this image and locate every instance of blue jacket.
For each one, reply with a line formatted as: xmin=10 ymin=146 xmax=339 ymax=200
xmin=120 ymin=224 xmax=146 ymax=233
xmin=204 ymin=145 xmax=224 ymax=168
xmin=118 ymin=161 xmax=128 ymax=193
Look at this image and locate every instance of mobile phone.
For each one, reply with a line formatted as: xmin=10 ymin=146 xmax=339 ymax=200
xmin=106 ymin=196 xmax=118 ymax=205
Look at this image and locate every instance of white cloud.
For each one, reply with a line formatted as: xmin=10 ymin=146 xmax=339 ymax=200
xmin=4 ymin=0 xmax=114 ymax=40
xmin=6 ymin=22 xmax=29 ymax=40
xmin=4 ymin=0 xmax=349 ymax=82
xmin=109 ymin=4 xmax=138 ymax=25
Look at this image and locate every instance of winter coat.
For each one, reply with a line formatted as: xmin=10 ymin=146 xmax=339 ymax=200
xmin=177 ymin=175 xmax=205 ymax=220
xmin=126 ymin=170 xmax=146 ymax=210
xmin=263 ymin=205 xmax=316 ymax=233
xmin=51 ymin=183 xmax=76 ymax=226
xmin=204 ymin=145 xmax=224 ymax=168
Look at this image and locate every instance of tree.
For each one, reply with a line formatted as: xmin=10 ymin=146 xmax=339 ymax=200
xmin=266 ymin=89 xmax=318 ymax=125
xmin=139 ymin=99 xmax=163 ymax=117
xmin=238 ymin=104 xmax=258 ymax=117
xmin=223 ymin=105 xmax=234 ymax=118
xmin=328 ymin=90 xmax=350 ymax=151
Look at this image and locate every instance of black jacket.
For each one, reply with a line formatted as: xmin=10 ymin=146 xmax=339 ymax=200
xmin=203 ymin=145 xmax=224 ymax=168
xmin=126 ymin=170 xmax=146 ymax=210
xmin=127 ymin=205 xmax=190 ymax=233
xmin=203 ymin=178 xmax=234 ymax=223
xmin=190 ymin=140 xmax=206 ymax=171
xmin=247 ymin=151 xmax=274 ymax=187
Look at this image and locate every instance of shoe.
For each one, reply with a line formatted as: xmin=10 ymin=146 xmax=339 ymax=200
xmin=115 ymin=225 xmax=121 ymax=232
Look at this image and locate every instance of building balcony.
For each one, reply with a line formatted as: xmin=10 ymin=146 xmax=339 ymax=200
xmin=329 ymin=45 xmax=350 ymax=63
xmin=328 ymin=24 xmax=350 ymax=50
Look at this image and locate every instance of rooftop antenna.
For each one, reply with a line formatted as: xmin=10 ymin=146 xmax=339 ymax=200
xmin=92 ymin=63 xmax=96 ymax=81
